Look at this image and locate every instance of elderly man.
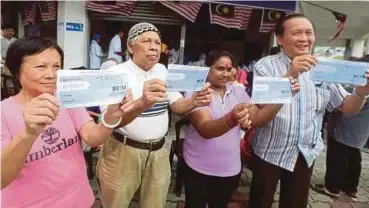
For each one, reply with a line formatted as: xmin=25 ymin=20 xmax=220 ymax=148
xmin=96 ymin=22 xmax=212 ymax=208
xmin=248 ymin=14 xmax=369 ymax=208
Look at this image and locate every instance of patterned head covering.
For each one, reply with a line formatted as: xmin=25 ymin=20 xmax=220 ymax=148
xmin=127 ymin=22 xmax=161 ymax=42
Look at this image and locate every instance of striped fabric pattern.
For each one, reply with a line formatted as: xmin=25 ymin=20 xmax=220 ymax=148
xmin=38 ymin=1 xmax=57 ymax=22
xmin=139 ymin=100 xmax=170 ymax=117
xmin=22 ymin=3 xmax=37 ymax=25
xmin=209 ymin=3 xmax=253 ymax=30
xmin=86 ymin=0 xmax=136 ymax=16
xmin=252 ymin=52 xmax=349 ymax=171
xmin=259 ymin=9 xmax=294 ymax=33
xmin=159 ymin=1 xmax=202 ymax=23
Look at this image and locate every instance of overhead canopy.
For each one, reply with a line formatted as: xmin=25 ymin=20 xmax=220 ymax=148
xmin=214 ymin=1 xmax=297 ymax=12
xmin=297 ymin=1 xmax=369 ymax=46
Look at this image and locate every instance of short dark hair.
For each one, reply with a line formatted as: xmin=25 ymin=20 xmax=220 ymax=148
xmin=205 ymin=49 xmax=235 ymax=67
xmin=275 ymin=13 xmax=315 ymax=37
xmin=5 ymin=37 xmax=64 ymax=79
xmin=1 ymin=24 xmax=15 ymax=30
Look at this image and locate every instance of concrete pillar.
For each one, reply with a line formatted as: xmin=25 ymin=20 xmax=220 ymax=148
xmin=17 ymin=13 xmax=25 ymax=38
xmin=179 ymin=22 xmax=186 ymax=65
xmin=365 ymin=38 xmax=369 ymax=55
xmin=57 ymin=0 xmax=89 ymax=69
xmin=351 ymin=39 xmax=365 ymax=58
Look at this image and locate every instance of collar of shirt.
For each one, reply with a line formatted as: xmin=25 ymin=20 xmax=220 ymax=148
xmin=127 ymin=59 xmax=161 ymax=77
xmin=279 ymin=51 xmax=292 ymax=67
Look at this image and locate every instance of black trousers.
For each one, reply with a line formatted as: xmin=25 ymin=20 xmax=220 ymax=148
xmin=325 ymin=135 xmax=362 ymax=193
xmin=249 ymin=153 xmax=313 ymax=208
xmin=183 ymin=161 xmax=240 ymax=208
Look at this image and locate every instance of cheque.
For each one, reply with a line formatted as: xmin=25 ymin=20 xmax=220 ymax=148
xmin=167 ymin=64 xmax=210 ymax=92
xmin=56 ymin=70 xmax=128 ymax=109
xmin=311 ymin=58 xmax=369 ymax=86
xmin=251 ymin=76 xmax=293 ymax=104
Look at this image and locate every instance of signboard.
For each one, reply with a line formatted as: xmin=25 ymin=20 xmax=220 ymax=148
xmin=66 ymin=22 xmax=83 ymax=32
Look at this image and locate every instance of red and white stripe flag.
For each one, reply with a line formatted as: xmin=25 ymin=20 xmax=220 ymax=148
xmin=259 ymin=9 xmax=293 ymax=33
xmin=38 ymin=1 xmax=57 ymax=22
xmin=209 ymin=3 xmax=253 ymax=30
xmin=22 ymin=3 xmax=37 ymax=26
xmin=159 ymin=1 xmax=202 ymax=23
xmin=86 ymin=0 xmax=136 ymax=16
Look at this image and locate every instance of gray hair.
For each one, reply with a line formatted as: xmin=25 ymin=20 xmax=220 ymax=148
xmin=126 ymin=36 xmax=139 ymax=58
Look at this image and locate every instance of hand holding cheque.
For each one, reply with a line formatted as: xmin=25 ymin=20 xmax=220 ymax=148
xmin=55 ymin=65 xmax=212 ymax=110
xmin=23 ymin=90 xmax=134 ymax=138
xmin=227 ymin=104 xmax=253 ymax=130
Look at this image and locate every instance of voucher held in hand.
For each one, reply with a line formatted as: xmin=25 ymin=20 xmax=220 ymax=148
xmin=311 ymin=58 xmax=369 ymax=86
xmin=56 ymin=65 xmax=210 ymax=109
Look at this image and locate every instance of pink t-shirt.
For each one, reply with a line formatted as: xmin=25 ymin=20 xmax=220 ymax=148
xmin=184 ymin=83 xmax=251 ymax=177
xmin=1 ymin=97 xmax=94 ymax=208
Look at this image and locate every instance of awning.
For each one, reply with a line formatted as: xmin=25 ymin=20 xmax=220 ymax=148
xmin=86 ymin=1 xmax=183 ymax=25
xmin=215 ymin=1 xmax=297 ymax=12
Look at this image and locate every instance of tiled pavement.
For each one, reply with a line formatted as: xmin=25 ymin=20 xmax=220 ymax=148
xmin=90 ymin=115 xmax=369 ymax=208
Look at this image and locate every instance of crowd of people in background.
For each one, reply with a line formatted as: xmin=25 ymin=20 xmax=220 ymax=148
xmin=1 ymin=13 xmax=369 ymax=208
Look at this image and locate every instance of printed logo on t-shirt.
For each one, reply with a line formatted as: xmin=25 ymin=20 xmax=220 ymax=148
xmin=41 ymin=127 xmax=60 ymax=144
xmin=25 ymin=127 xmax=79 ymax=163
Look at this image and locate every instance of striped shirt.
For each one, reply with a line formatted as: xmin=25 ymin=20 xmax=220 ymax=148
xmin=252 ymin=52 xmax=350 ymax=171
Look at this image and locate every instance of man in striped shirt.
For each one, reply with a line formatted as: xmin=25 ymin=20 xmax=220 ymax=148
xmin=249 ymin=14 xmax=369 ymax=208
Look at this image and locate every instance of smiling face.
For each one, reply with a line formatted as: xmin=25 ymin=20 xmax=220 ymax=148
xmin=207 ymin=56 xmax=233 ymax=89
xmin=277 ymin=17 xmax=315 ymax=58
xmin=128 ymin=31 xmax=161 ymax=71
xmin=18 ymin=48 xmax=62 ymax=97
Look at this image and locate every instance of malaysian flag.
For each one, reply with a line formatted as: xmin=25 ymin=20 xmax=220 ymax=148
xmin=259 ymin=9 xmax=293 ymax=33
xmin=86 ymin=0 xmax=136 ymax=16
xmin=22 ymin=2 xmax=37 ymax=26
xmin=209 ymin=3 xmax=253 ymax=30
xmin=159 ymin=1 xmax=202 ymax=23
xmin=38 ymin=1 xmax=57 ymax=22
xmin=328 ymin=11 xmax=346 ymax=42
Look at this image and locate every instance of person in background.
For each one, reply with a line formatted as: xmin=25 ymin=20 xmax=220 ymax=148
xmin=1 ymin=24 xmax=17 ymax=61
xmin=89 ymin=34 xmax=103 ymax=69
xmin=183 ymin=49 xmax=300 ymax=208
xmin=96 ymin=22 xmax=212 ymax=208
xmin=229 ymin=66 xmax=245 ymax=88
xmin=248 ymin=14 xmax=369 ymax=208
xmin=108 ymin=28 xmax=125 ymax=63
xmin=312 ymin=57 xmax=369 ymax=201
xmin=159 ymin=42 xmax=169 ymax=68
xmin=1 ymin=36 xmax=135 ymax=207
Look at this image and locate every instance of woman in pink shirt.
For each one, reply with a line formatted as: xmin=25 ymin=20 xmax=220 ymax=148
xmin=183 ymin=50 xmax=300 ymax=208
xmin=1 ymin=37 xmax=134 ymax=208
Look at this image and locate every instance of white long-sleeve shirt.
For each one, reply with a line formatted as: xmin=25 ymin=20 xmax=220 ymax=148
xmin=89 ymin=40 xmax=103 ymax=69
xmin=1 ymin=36 xmax=17 ymax=60
xmin=108 ymin=34 xmax=122 ymax=63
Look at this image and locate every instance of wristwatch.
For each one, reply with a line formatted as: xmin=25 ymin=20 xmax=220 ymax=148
xmin=352 ymin=88 xmax=369 ymax=100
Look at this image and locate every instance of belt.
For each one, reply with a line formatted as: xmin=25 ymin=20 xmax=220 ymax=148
xmin=113 ymin=132 xmax=165 ymax=151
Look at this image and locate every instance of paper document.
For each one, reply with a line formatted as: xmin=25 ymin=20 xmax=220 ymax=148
xmin=56 ymin=69 xmax=128 ymax=108
xmin=166 ymin=64 xmax=210 ymax=92
xmin=251 ymin=76 xmax=293 ymax=104
xmin=311 ymin=58 xmax=368 ymax=86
